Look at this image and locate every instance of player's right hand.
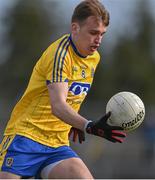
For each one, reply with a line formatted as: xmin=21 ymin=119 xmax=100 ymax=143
xmin=85 ymin=112 xmax=126 ymax=143
xmin=69 ymin=127 xmax=85 ymax=144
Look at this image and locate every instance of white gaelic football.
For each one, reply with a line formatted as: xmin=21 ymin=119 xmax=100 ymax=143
xmin=106 ymin=92 xmax=145 ymax=132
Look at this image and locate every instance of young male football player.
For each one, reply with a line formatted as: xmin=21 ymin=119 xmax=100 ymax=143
xmin=0 ymin=0 xmax=126 ymax=178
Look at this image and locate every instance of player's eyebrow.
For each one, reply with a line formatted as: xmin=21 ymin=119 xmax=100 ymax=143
xmin=90 ymin=29 xmax=107 ymax=35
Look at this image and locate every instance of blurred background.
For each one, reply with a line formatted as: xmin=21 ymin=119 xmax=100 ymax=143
xmin=0 ymin=0 xmax=155 ymax=178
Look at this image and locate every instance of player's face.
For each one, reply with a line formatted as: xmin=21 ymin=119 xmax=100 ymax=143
xmin=72 ymin=16 xmax=107 ymax=56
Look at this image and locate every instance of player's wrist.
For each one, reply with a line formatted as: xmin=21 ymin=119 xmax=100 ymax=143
xmin=84 ymin=120 xmax=93 ymax=133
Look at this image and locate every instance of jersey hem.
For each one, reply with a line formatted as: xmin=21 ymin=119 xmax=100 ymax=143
xmin=4 ymin=132 xmax=70 ymax=148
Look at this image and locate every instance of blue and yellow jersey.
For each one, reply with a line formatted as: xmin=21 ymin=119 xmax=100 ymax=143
xmin=4 ymin=34 xmax=100 ymax=147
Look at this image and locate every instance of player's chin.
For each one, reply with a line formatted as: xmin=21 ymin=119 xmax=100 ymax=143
xmin=88 ymin=50 xmax=96 ymax=55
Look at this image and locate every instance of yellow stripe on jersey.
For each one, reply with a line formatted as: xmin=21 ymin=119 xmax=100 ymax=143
xmin=52 ymin=35 xmax=70 ymax=82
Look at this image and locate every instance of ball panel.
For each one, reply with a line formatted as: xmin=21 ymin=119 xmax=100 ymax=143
xmin=106 ymin=91 xmax=145 ymax=132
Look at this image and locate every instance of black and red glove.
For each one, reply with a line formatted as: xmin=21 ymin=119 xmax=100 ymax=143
xmin=69 ymin=127 xmax=85 ymax=144
xmin=85 ymin=112 xmax=126 ymax=143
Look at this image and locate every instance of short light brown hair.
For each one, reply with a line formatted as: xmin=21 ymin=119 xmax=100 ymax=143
xmin=72 ymin=0 xmax=110 ymax=26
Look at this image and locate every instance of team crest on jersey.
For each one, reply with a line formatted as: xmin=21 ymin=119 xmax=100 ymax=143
xmin=72 ymin=66 xmax=78 ymax=75
xmin=80 ymin=65 xmax=87 ymax=69
xmin=69 ymin=82 xmax=91 ymax=96
xmin=6 ymin=157 xmax=14 ymax=167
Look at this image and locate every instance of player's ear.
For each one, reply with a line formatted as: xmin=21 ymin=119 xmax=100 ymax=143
xmin=71 ymin=22 xmax=80 ymax=35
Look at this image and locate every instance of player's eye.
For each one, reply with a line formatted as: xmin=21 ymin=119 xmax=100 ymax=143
xmin=101 ymin=31 xmax=106 ymax=36
xmin=89 ymin=31 xmax=98 ymax=35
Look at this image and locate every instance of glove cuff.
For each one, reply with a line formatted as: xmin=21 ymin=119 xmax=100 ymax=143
xmin=84 ymin=120 xmax=93 ymax=133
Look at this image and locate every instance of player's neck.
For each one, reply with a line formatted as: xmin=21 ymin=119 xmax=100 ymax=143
xmin=70 ymin=34 xmax=87 ymax=58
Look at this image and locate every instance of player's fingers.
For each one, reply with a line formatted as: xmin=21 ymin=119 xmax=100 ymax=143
xmin=73 ymin=130 xmax=78 ymax=142
xmin=100 ymin=112 xmax=111 ymax=125
xmin=112 ymin=136 xmax=125 ymax=143
xmin=111 ymin=125 xmax=124 ymax=131
xmin=104 ymin=112 xmax=111 ymax=121
xmin=68 ymin=128 xmax=73 ymax=137
xmin=106 ymin=136 xmax=117 ymax=143
xmin=112 ymin=130 xmax=126 ymax=137
xmin=78 ymin=132 xmax=85 ymax=143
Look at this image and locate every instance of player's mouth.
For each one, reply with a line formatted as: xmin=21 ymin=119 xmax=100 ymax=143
xmin=90 ymin=45 xmax=99 ymax=52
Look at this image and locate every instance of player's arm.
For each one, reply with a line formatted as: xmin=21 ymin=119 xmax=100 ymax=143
xmin=47 ymin=82 xmax=87 ymax=131
xmin=47 ymin=82 xmax=126 ymax=143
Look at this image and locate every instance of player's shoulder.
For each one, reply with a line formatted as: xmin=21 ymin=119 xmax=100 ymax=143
xmin=48 ymin=34 xmax=70 ymax=52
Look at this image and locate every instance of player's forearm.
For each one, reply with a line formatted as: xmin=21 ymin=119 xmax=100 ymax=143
xmin=52 ymin=101 xmax=87 ymax=131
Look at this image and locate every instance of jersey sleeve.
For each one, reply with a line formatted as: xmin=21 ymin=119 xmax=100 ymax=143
xmin=40 ymin=36 xmax=71 ymax=85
